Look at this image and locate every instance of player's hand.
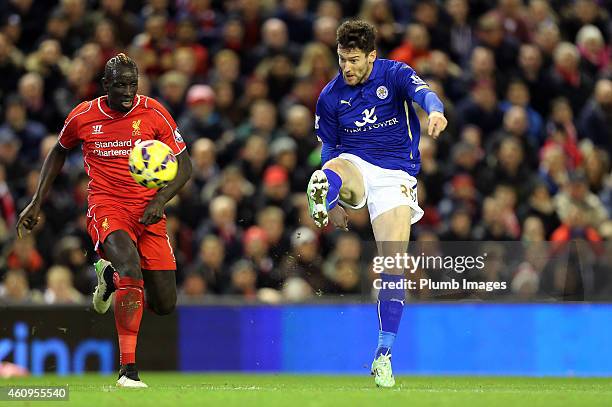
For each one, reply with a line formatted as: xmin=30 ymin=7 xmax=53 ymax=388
xmin=16 ymin=200 xmax=42 ymax=238
xmin=427 ymin=111 xmax=447 ymax=139
xmin=329 ymin=205 xmax=349 ymax=231
xmin=140 ymin=198 xmax=164 ymax=225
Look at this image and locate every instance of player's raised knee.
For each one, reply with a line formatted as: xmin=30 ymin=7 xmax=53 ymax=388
xmin=322 ymin=158 xmax=350 ymax=178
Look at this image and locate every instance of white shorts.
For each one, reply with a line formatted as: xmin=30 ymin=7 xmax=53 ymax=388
xmin=337 ymin=153 xmax=424 ymax=223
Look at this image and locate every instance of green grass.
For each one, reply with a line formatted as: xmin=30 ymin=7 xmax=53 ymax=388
xmin=3 ymin=374 xmax=612 ymax=406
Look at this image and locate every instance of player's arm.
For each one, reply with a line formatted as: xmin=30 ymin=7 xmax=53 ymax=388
xmin=396 ymin=65 xmax=447 ymax=139
xmin=315 ymin=95 xmax=339 ymax=165
xmin=16 ymin=142 xmax=69 ymax=237
xmin=140 ymin=150 xmax=192 ymax=225
xmin=140 ymin=97 xmax=193 ymax=225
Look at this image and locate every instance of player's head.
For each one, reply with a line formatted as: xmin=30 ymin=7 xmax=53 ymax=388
xmin=102 ymin=53 xmax=138 ymax=112
xmin=336 ymin=20 xmax=377 ymax=86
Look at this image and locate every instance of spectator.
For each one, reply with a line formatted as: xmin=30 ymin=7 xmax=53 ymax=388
xmin=43 ymin=265 xmax=84 ymax=304
xmin=0 ymin=164 xmax=16 ymax=228
xmin=456 ymin=80 xmax=504 ymax=135
xmin=548 ymin=42 xmax=594 ymax=114
xmin=18 ymin=72 xmax=60 ymax=131
xmin=275 ymin=0 xmax=314 ymax=44
xmin=228 ymin=259 xmax=258 ymax=300
xmin=515 ymin=44 xmax=552 ymax=116
xmin=91 ymin=0 xmax=139 ymax=47
xmin=445 ymin=0 xmax=474 ymax=65
xmin=0 ymin=95 xmax=46 ymax=162
xmin=518 ymin=182 xmax=561 ymax=238
xmin=500 ymin=79 xmax=544 ymax=145
xmin=389 ymin=24 xmax=431 ymax=69
xmin=179 ymin=272 xmax=207 ymax=299
xmin=187 ymin=235 xmax=230 ymax=295
xmin=190 ymin=138 xmax=219 ymax=191
xmin=475 ymin=12 xmax=519 ymax=76
xmin=577 ymin=79 xmax=612 ymax=153
xmin=256 ymin=206 xmax=291 ymax=266
xmin=0 ymin=269 xmax=43 ymax=304
xmin=576 ymin=24 xmax=611 ymax=77
xmin=197 ymin=195 xmax=242 ymax=260
xmin=440 ymin=207 xmax=474 ymax=240
xmin=280 ymin=226 xmax=332 ymax=295
xmin=554 ymin=170 xmax=608 ymax=230
xmin=246 ymin=18 xmax=301 ymax=74
xmin=157 ymin=70 xmax=189 ymax=117
xmin=179 ymin=85 xmax=227 ymax=144
xmin=0 ymin=32 xmax=24 ymax=102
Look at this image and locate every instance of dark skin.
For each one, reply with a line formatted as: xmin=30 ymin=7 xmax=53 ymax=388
xmin=17 ymin=64 xmax=192 ymax=314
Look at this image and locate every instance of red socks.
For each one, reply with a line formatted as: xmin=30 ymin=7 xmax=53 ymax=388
xmin=113 ymin=274 xmax=144 ymax=366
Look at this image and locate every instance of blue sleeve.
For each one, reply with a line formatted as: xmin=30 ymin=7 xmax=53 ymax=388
xmin=315 ymin=94 xmax=339 ymax=165
xmin=414 ymin=91 xmax=444 ymax=115
xmin=394 ymin=63 xmax=444 ymax=115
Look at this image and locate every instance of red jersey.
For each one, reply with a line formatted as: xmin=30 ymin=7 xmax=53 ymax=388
xmin=58 ymin=95 xmax=186 ymax=213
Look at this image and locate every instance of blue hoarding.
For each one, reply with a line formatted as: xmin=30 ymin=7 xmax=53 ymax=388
xmin=179 ymin=303 xmax=612 ymax=376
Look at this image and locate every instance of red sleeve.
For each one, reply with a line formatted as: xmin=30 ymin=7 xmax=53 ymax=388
xmin=58 ymin=101 xmax=91 ymax=149
xmin=144 ymin=97 xmax=187 ymax=155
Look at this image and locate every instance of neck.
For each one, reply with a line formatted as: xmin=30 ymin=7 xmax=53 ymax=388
xmin=360 ymin=61 xmax=375 ymax=84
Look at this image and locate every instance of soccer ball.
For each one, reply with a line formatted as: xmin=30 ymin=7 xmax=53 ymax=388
xmin=128 ymin=140 xmax=178 ymax=188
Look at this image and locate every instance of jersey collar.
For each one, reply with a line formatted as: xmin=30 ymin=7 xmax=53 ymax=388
xmin=97 ymin=95 xmax=141 ymax=119
xmin=366 ymin=59 xmax=382 ymax=82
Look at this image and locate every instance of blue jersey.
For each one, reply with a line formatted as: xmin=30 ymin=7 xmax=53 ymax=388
xmin=315 ymin=58 xmax=443 ymax=176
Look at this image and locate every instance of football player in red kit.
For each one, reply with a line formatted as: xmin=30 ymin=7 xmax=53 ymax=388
xmin=17 ymin=54 xmax=193 ymax=388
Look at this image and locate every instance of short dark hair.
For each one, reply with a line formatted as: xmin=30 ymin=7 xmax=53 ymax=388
xmin=336 ymin=20 xmax=376 ymax=54
xmin=104 ymin=53 xmax=138 ymax=79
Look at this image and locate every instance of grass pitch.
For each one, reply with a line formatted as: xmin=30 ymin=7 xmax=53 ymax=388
xmin=3 ymin=374 xmax=612 ymax=406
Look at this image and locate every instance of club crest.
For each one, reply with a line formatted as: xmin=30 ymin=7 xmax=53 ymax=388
xmin=376 ymin=86 xmax=388 ymax=100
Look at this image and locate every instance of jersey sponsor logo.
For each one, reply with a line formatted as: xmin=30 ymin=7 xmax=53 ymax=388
xmin=376 ymin=86 xmax=388 ymax=100
xmin=343 ymin=116 xmax=400 ymax=133
xmin=92 ymin=125 xmax=103 ymax=135
xmin=174 ymin=128 xmax=184 ymax=143
xmin=340 ymin=98 xmax=352 ymax=106
xmin=132 ymin=120 xmax=141 ymax=137
xmin=93 ymin=139 xmax=134 ymax=157
xmin=355 ymin=107 xmax=378 ymax=127
xmin=315 ymin=115 xmax=320 ymax=130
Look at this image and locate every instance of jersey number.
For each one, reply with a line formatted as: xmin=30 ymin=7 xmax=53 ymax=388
xmin=400 ymin=184 xmax=416 ymax=202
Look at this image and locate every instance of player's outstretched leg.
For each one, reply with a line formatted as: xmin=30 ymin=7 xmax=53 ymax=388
xmin=307 ymin=168 xmax=344 ymax=227
xmin=92 ymin=259 xmax=116 ymax=314
xmin=114 ymin=273 xmax=147 ymax=388
xmin=371 ymin=272 xmax=404 ymax=388
xmin=101 ymin=231 xmax=148 ymax=388
xmin=370 ymin=207 xmax=413 ymax=388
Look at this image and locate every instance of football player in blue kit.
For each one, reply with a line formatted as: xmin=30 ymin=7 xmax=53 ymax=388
xmin=307 ymin=20 xmax=447 ymax=387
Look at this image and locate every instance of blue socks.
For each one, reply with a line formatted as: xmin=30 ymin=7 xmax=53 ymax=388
xmin=322 ymin=168 xmax=342 ymax=210
xmin=376 ymin=273 xmax=405 ymax=358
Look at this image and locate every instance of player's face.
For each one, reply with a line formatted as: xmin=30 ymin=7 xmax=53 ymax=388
xmin=104 ymin=67 xmax=138 ymax=112
xmin=338 ymin=47 xmax=376 ymax=86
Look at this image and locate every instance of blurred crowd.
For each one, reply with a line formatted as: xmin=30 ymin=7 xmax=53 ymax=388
xmin=0 ymin=0 xmax=611 ymax=305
